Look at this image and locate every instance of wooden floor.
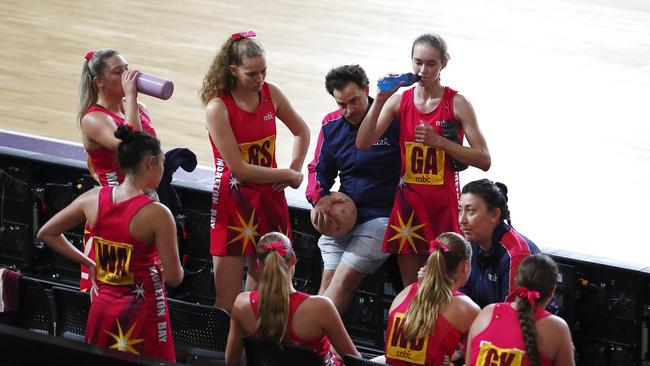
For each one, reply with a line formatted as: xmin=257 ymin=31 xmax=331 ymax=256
xmin=1 ymin=0 xmax=649 ymax=267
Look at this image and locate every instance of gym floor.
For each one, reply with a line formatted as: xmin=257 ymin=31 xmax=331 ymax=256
xmin=1 ymin=0 xmax=649 ymax=267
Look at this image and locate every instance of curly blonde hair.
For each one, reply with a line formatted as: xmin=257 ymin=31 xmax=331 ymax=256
xmin=199 ymin=36 xmax=265 ymax=105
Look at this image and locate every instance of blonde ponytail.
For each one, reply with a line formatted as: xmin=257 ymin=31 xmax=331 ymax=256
xmin=402 ymin=250 xmax=453 ymax=340
xmin=255 ymin=232 xmax=294 ymax=343
xmin=256 ymin=252 xmax=290 ymax=342
xmin=401 ymin=232 xmax=471 ymax=340
xmin=78 ymin=48 xmax=119 ymax=124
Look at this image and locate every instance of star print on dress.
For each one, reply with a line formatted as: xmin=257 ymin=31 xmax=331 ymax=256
xmin=229 ymin=176 xmax=242 ymax=191
xmin=227 ymin=209 xmax=260 ymax=254
xmin=131 ymin=282 xmax=145 ymax=301
xmin=388 ymin=211 xmax=427 ymax=253
xmin=105 ymin=318 xmax=144 ymax=355
xmin=398 ymin=174 xmax=408 ymax=190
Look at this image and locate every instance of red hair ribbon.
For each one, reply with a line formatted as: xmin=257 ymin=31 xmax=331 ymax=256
xmin=507 ymin=287 xmax=541 ymax=306
xmin=231 ymin=31 xmax=256 ymax=40
xmin=84 ymin=51 xmax=95 ymax=62
xmin=259 ymin=240 xmax=287 ymax=258
xmin=429 ymin=240 xmax=449 ymax=253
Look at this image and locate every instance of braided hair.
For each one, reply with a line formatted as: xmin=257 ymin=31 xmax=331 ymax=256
xmin=513 ymin=254 xmax=558 ymax=366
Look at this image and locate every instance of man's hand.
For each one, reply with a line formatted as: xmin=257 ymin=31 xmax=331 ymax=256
xmin=311 ymin=195 xmax=334 ymax=230
xmin=310 ymin=194 xmax=347 ymax=229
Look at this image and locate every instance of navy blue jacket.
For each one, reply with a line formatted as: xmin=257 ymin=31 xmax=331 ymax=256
xmin=306 ymin=100 xmax=400 ymax=224
xmin=461 ymin=222 xmax=541 ymax=308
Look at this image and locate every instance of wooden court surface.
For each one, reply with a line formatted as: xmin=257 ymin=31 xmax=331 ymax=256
xmin=1 ymin=0 xmax=649 ymax=267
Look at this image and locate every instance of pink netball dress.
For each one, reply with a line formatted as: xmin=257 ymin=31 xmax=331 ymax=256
xmin=385 ymin=283 xmax=464 ymax=365
xmin=85 ymin=186 xmax=174 ymax=362
xmin=209 ymin=83 xmax=291 ymax=256
xmin=383 ymin=87 xmax=463 ymax=255
xmin=80 ymin=105 xmax=156 ymax=292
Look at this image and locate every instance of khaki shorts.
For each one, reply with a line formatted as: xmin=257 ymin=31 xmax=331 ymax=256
xmin=318 ymin=217 xmax=390 ymax=274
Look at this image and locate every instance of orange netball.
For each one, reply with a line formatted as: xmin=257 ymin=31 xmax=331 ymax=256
xmin=313 ymin=192 xmax=357 ymax=238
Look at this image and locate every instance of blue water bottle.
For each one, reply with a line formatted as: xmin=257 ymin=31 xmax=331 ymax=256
xmin=377 ymin=73 xmax=421 ymax=92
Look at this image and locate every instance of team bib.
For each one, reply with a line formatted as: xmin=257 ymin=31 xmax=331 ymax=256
xmin=386 ymin=312 xmax=428 ymax=365
xmin=239 ymin=136 xmax=276 ymax=167
xmin=94 ymin=236 xmax=134 ymax=285
xmin=476 ymin=341 xmax=525 ymax=366
xmin=404 ymin=142 xmax=444 ymax=185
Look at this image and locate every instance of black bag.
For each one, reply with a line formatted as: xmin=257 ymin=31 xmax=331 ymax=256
xmin=441 ymin=120 xmax=468 ymax=172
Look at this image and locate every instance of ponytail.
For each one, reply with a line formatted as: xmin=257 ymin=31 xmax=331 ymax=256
xmin=255 ymin=232 xmax=294 ymax=343
xmin=78 ymin=48 xmax=119 ymax=124
xmin=512 ymin=254 xmax=559 ymax=366
xmin=401 ymin=232 xmax=471 ymax=340
xmin=494 ymin=182 xmax=511 ymax=226
xmin=402 ymin=250 xmax=452 ymax=340
xmin=256 ymin=251 xmax=290 ymax=342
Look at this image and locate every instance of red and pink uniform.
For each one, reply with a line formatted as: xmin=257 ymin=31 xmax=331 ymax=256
xmin=80 ymin=105 xmax=156 ymax=292
xmin=469 ymin=303 xmax=553 ymax=366
xmin=383 ymin=87 xmax=463 ymax=255
xmin=250 ymin=291 xmax=340 ymax=366
xmin=385 ymin=283 xmax=464 ymax=366
xmin=84 ymin=104 xmax=156 ymax=186
xmin=209 ymin=83 xmax=291 ymax=256
xmin=85 ymin=186 xmax=174 ymax=362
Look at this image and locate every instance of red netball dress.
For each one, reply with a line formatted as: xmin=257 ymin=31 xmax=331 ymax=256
xmin=84 ymin=104 xmax=156 ymax=186
xmin=385 ymin=283 xmax=464 ymax=366
xmin=209 ymin=83 xmax=291 ymax=256
xmin=250 ymin=291 xmax=340 ymax=366
xmin=383 ymin=87 xmax=463 ymax=255
xmin=80 ymin=105 xmax=156 ymax=292
xmin=469 ymin=303 xmax=553 ymax=366
xmin=85 ymin=186 xmax=174 ymax=362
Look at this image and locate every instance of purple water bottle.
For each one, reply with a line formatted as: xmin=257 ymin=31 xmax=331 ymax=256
xmin=136 ymin=72 xmax=174 ymax=100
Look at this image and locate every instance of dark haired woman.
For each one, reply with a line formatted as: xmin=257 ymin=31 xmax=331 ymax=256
xmin=466 ymin=254 xmax=574 ymax=366
xmin=38 ymin=125 xmax=182 ymax=361
xmin=459 ymin=179 xmax=541 ymax=308
xmin=225 ymin=232 xmax=359 ymax=366
xmin=356 ymin=33 xmax=491 ymax=287
xmin=199 ymin=31 xmax=310 ymax=311
xmin=78 ymin=48 xmax=157 ymax=292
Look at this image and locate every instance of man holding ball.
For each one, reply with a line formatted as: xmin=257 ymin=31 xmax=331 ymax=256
xmin=306 ymin=64 xmax=401 ymax=314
